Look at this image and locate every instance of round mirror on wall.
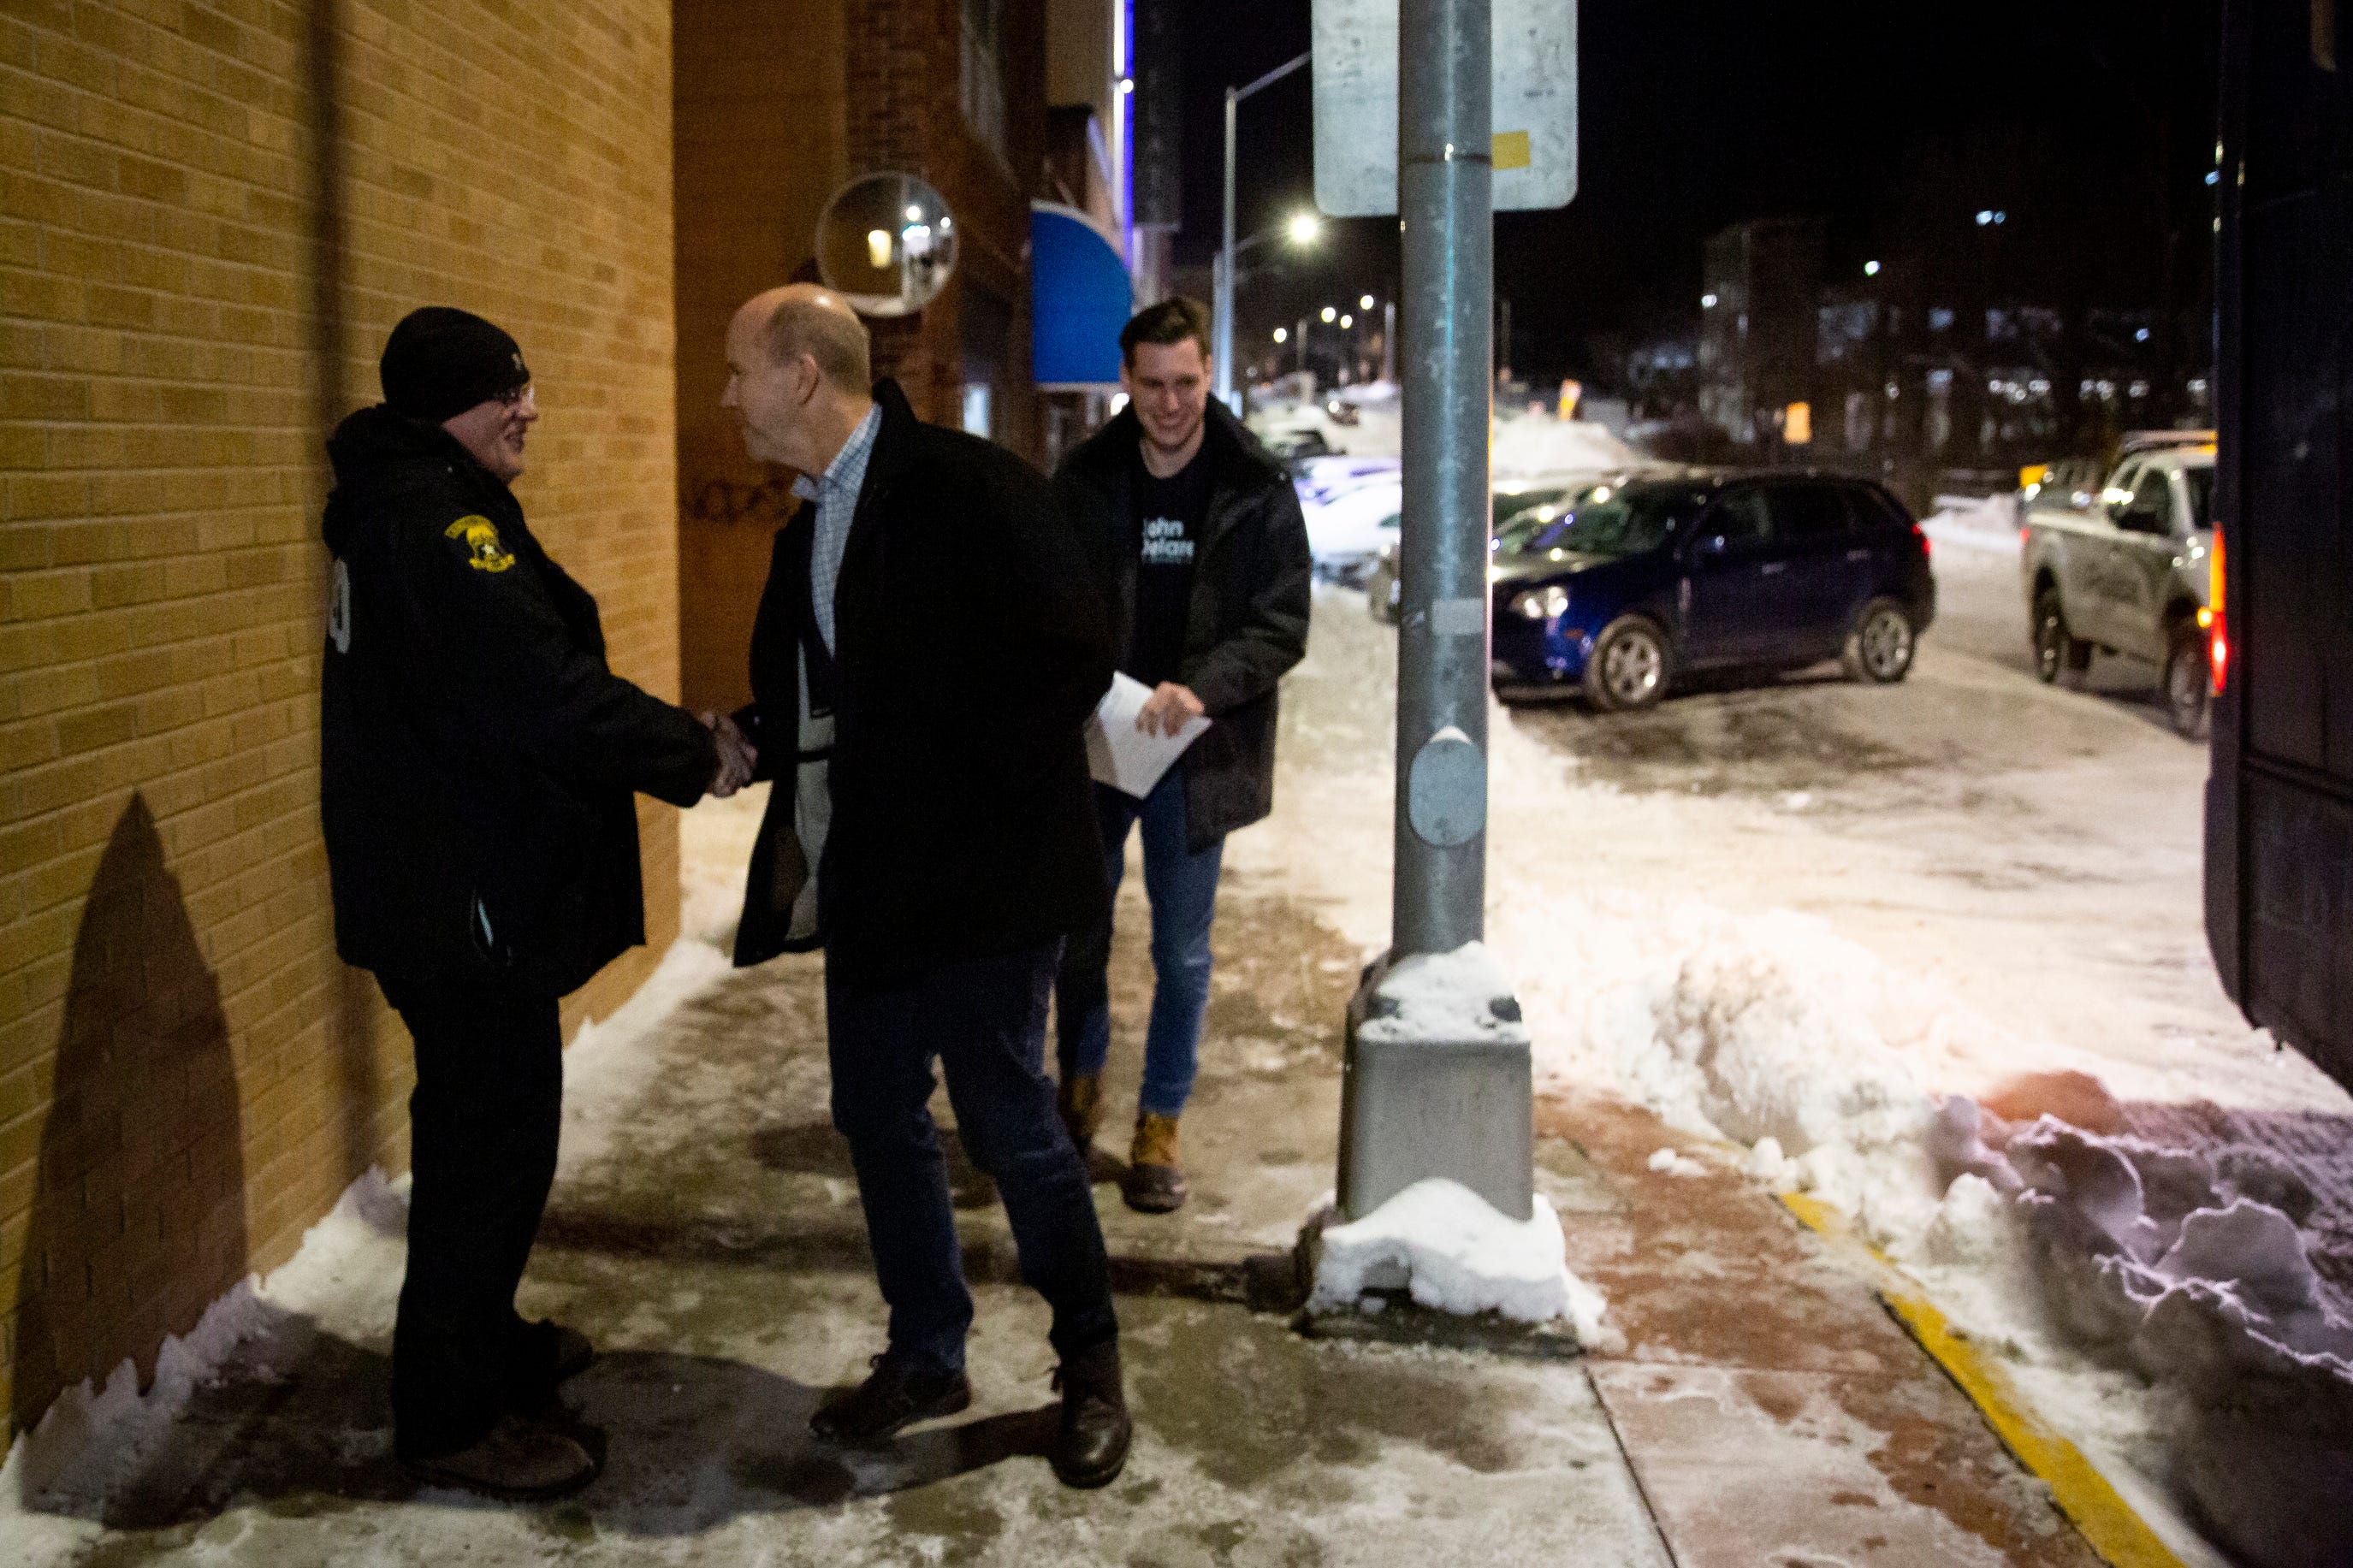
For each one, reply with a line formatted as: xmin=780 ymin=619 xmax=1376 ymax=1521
xmin=815 ymin=173 xmax=958 ymax=317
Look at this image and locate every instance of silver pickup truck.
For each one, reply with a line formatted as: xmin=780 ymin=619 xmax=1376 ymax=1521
xmin=2021 ymin=441 xmax=2217 ymax=737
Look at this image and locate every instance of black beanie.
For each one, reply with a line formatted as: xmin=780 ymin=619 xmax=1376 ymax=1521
xmin=380 ymin=306 xmax=531 ymax=423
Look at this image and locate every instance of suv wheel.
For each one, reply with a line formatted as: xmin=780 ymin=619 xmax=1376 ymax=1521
xmin=1583 ymin=617 xmax=1669 ymax=711
xmin=2164 ymin=622 xmax=2212 ymax=741
xmin=1845 ymin=598 xmax=1916 ymax=683
xmin=2032 ymin=589 xmax=2089 ymax=684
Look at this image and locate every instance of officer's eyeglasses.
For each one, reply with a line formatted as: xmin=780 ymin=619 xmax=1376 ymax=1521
xmin=497 ymin=383 xmax=536 ymax=411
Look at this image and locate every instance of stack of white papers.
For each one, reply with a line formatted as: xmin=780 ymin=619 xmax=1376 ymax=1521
xmin=1084 ymin=672 xmax=1211 ymax=798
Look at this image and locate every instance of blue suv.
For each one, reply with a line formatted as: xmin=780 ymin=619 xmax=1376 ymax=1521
xmin=1488 ymin=473 xmax=1935 ymax=710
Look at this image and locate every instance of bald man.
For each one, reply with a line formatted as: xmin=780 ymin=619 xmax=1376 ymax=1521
xmin=720 ymin=287 xmax=1132 ymax=1488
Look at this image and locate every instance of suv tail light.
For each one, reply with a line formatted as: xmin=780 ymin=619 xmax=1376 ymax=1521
xmin=1911 ymin=521 xmax=1930 ymax=559
xmin=2208 ymin=527 xmax=2228 ymax=695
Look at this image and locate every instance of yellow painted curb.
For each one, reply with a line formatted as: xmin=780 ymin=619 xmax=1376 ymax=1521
xmin=1779 ymin=1192 xmax=2185 ymax=1568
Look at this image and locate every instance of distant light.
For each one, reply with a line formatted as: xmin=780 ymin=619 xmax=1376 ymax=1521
xmin=866 ymin=228 xmax=893 ymax=268
xmin=2205 ymin=169 xmax=2220 ymax=186
xmin=1321 ymin=305 xmax=1337 ymax=323
xmin=2130 ymin=381 xmax=2150 ymax=398
xmin=1120 ymin=77 xmax=1135 ymax=93
xmin=2136 ymin=327 xmax=2152 ymax=341
xmin=1864 ymin=260 xmax=1881 ymax=277
xmin=1286 ymin=211 xmax=1323 ymax=246
xmin=1272 ymin=327 xmax=1289 ymax=344
xmin=1994 ymin=210 xmax=2006 ymax=224
xmin=1701 ymin=293 xmax=1718 ymax=308
xmin=1360 ymin=293 xmax=1376 ymax=311
xmin=904 ymin=204 xmax=923 ymax=221
xmin=1976 ymin=210 xmax=1994 ymax=226
xmin=1339 ymin=313 xmax=1353 ymax=328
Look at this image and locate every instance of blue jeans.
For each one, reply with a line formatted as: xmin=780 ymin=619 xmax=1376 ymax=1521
xmin=826 ymin=939 xmax=1117 ymax=1377
xmin=1055 ymin=768 xmax=1225 ymax=1120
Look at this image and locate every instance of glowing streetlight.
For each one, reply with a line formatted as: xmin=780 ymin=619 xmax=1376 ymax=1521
xmin=1272 ymin=327 xmax=1289 ymax=344
xmin=1864 ymin=259 xmax=1881 ymax=277
xmin=1287 ymin=211 xmax=1324 ymax=246
xmin=1360 ymin=293 xmax=1376 ymax=311
xmin=1340 ymin=313 xmax=1354 ymax=328
xmin=1320 ymin=305 xmax=1337 ymax=323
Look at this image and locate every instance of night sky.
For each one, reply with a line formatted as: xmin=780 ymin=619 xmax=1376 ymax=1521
xmin=1174 ymin=0 xmax=2225 ymax=385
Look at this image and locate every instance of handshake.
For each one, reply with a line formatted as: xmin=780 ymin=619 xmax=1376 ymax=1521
xmin=698 ymin=710 xmax=759 ymax=799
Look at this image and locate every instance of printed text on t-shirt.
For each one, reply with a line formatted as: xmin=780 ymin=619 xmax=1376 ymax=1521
xmin=1141 ymin=517 xmax=1194 ymax=565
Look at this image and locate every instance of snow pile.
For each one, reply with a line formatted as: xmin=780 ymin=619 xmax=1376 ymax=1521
xmin=1646 ymin=1148 xmax=1709 ymax=1178
xmin=1921 ymin=493 xmax=2021 ymax=556
xmin=1490 ymin=413 xmax=1639 ymax=478
xmin=2 ymin=1168 xmax=410 ymax=1519
xmin=1925 ymin=1101 xmax=2353 ymax=1563
xmin=1354 ymin=942 xmax=1529 ymax=1049
xmin=1309 ymin=1178 xmax=1612 ymax=1346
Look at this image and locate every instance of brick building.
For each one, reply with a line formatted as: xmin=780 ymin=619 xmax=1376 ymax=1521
xmin=670 ymin=0 xmax=1055 ymax=715
xmin=1 ymin=0 xmax=685 ymax=1444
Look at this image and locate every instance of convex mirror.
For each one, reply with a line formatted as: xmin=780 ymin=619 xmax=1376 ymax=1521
xmin=815 ymin=173 xmax=958 ymax=317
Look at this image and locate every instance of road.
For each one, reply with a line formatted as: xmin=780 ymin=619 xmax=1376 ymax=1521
xmin=1238 ymin=519 xmax=2350 ymax=1120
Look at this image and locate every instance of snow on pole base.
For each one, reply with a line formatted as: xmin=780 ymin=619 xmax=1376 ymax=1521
xmin=1340 ymin=943 xmax=1535 ymax=1222
xmin=1299 ymin=1178 xmax=1616 ymax=1356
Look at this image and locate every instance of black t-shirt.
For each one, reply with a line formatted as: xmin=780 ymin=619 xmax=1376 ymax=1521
xmin=1126 ymin=447 xmax=1214 ymax=688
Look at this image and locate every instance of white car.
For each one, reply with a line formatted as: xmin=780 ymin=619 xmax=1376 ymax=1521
xmin=1303 ymin=478 xmax=1402 ymax=585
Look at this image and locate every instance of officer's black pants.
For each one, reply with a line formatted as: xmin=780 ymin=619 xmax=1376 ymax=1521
xmin=381 ymin=969 xmax=563 ymax=1460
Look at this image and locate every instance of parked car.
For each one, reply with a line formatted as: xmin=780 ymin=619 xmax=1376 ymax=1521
xmin=1304 ymin=478 xmax=1402 ymax=584
xmin=1366 ymin=472 xmax=1638 ymax=623
xmin=1488 ymin=473 xmax=1936 ymax=710
xmin=2020 ymin=442 xmax=2217 ymax=737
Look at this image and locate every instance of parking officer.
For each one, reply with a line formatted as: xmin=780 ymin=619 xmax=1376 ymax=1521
xmin=319 ymin=306 xmax=754 ymax=1498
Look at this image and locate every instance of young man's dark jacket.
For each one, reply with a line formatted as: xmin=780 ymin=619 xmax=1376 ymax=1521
xmin=1057 ymin=396 xmax=1313 ymax=850
xmin=731 ymin=380 xmax=1115 ymax=986
xmin=319 ymin=405 xmax=718 ymax=998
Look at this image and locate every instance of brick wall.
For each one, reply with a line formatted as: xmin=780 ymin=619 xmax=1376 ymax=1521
xmin=675 ymin=0 xmax=1044 ymax=713
xmin=1 ymin=0 xmax=684 ymax=1444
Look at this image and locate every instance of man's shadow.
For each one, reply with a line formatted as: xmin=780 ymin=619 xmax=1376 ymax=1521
xmin=33 ymin=1328 xmax=1056 ymax=1534
xmin=11 ymin=795 xmax=247 ymax=1488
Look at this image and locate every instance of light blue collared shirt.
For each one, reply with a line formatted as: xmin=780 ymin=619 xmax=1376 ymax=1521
xmin=791 ymin=403 xmax=880 ymax=654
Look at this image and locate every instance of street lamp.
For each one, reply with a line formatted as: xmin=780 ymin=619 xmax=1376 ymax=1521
xmin=1272 ymin=327 xmax=1289 ymax=343
xmin=1360 ymin=293 xmax=1376 ymax=311
xmin=1287 ymin=211 xmax=1323 ymax=246
xmin=1217 ymin=50 xmax=1314 ymax=411
xmin=1321 ymin=305 xmax=1337 ymax=323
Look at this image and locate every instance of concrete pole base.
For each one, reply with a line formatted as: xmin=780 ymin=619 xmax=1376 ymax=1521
xmin=1336 ymin=944 xmax=1535 ymax=1223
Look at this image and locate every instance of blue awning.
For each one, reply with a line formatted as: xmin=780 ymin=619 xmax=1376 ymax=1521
xmin=1030 ymin=202 xmax=1132 ymax=389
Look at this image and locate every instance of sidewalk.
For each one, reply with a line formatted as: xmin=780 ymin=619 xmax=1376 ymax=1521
xmin=2 ymin=790 xmax=2111 ymax=1567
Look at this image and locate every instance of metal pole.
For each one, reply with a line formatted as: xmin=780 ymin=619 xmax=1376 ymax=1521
xmin=1331 ymin=0 xmax=1528 ymax=1232
xmin=1217 ymin=87 xmax=1238 ymax=408
xmin=1393 ymin=0 xmax=1491 ymax=956
xmin=1382 ymin=298 xmax=1396 ymax=383
xmin=1298 ymin=316 xmax=1308 ymax=375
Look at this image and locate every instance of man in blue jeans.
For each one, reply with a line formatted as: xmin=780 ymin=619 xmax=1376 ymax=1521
xmin=1054 ymin=299 xmax=1313 ymax=1212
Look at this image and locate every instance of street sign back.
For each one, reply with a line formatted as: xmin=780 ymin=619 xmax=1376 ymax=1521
xmin=1311 ymin=0 xmax=1578 ymax=216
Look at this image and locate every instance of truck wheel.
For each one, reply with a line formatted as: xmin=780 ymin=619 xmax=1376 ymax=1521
xmin=2032 ymin=589 xmax=2089 ymax=684
xmin=1583 ymin=617 xmax=1670 ymax=711
xmin=2164 ymin=623 xmax=2212 ymax=741
xmin=1845 ymin=598 xmax=1916 ymax=683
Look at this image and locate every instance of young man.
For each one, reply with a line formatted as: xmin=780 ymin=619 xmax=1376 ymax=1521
xmin=1052 ymin=299 xmax=1313 ymax=1212
xmin=721 ymin=285 xmax=1133 ymax=1488
xmin=320 ymin=307 xmax=754 ymax=1498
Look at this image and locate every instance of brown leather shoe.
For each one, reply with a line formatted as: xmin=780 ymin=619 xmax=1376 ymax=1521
xmin=809 ymin=1355 xmax=973 ymax=1447
xmin=1052 ymin=1340 xmax=1133 ymax=1488
xmin=1057 ymin=1072 xmax=1104 ymax=1151
xmin=1123 ymin=1113 xmax=1188 ymax=1213
xmin=406 ymin=1411 xmax=602 ymax=1500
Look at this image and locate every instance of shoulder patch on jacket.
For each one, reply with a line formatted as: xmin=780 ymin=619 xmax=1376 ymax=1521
xmin=444 ymin=514 xmax=515 ymax=573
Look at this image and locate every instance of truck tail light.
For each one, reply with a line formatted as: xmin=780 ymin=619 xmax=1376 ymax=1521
xmin=2209 ymin=528 xmax=2228 ymax=695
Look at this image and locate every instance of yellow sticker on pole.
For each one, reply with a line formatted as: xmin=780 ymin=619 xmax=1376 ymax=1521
xmin=1492 ymin=130 xmax=1532 ymax=170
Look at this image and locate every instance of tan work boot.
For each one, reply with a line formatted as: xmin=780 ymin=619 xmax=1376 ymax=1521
xmin=1123 ymin=1112 xmax=1188 ymax=1213
xmin=405 ymin=1411 xmax=602 ymax=1500
xmin=1058 ymin=1072 xmax=1104 ymax=1152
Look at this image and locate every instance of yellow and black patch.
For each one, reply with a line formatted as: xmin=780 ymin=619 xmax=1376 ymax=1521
xmin=444 ymin=514 xmax=515 ymax=573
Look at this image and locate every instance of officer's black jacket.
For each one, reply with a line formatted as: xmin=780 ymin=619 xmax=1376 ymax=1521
xmin=320 ymin=405 xmax=717 ymax=997
xmin=732 ymin=379 xmax=1115 ymax=986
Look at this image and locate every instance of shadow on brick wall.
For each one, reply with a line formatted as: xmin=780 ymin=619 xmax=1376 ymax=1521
xmin=10 ymin=795 xmax=247 ymax=1441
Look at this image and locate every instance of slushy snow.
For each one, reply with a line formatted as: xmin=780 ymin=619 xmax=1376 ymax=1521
xmin=1309 ymin=1178 xmax=1612 ymax=1349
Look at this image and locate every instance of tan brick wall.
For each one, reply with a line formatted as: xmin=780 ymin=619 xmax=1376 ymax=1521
xmin=1 ymin=0 xmax=682 ymax=1443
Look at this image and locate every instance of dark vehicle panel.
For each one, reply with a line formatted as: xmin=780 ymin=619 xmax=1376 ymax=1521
xmin=2207 ymin=0 xmax=2353 ymax=1090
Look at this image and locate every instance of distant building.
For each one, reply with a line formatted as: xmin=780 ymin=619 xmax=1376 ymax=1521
xmin=1698 ymin=220 xmax=1824 ymax=446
